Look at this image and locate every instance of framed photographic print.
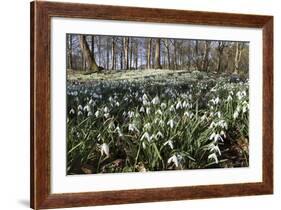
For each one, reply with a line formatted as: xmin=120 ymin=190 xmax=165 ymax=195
xmin=30 ymin=1 xmax=273 ymax=209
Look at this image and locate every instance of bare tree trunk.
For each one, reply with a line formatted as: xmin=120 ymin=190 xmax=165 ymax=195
xmin=164 ymin=39 xmax=171 ymax=69
xmin=147 ymin=38 xmax=152 ymax=69
xmin=234 ymin=42 xmax=242 ymax=74
xmin=216 ymin=41 xmax=226 ymax=73
xmin=67 ymin=34 xmax=73 ymax=69
xmin=123 ymin=37 xmax=129 ymax=70
xmin=202 ymin=41 xmax=211 ymax=72
xmin=154 ymin=38 xmax=162 ymax=69
xmin=195 ymin=40 xmax=201 ymax=71
xmin=173 ymin=39 xmax=177 ymax=70
xmin=135 ymin=42 xmax=138 ymax=69
xmin=111 ymin=37 xmax=115 ymax=70
xmin=129 ymin=38 xmax=133 ymax=69
xmin=78 ymin=35 xmax=99 ymax=72
xmin=91 ymin=35 xmax=95 ymax=60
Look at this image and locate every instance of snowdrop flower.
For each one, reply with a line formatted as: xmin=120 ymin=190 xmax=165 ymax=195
xmin=182 ymin=101 xmax=188 ymax=108
xmin=128 ymin=111 xmax=134 ymax=118
xmin=128 ymin=123 xmax=139 ymax=133
xmin=167 ymin=119 xmax=175 ymax=129
xmin=108 ymin=121 xmax=115 ymax=130
xmin=184 ymin=111 xmax=190 ymax=117
xmin=155 ymin=109 xmax=163 ymax=115
xmin=78 ymin=105 xmax=83 ymax=111
xmin=104 ymin=106 xmax=109 ymax=113
xmin=87 ymin=111 xmax=93 ymax=117
xmin=220 ymin=130 xmax=226 ymax=138
xmin=210 ymin=144 xmax=221 ymax=156
xmin=115 ymin=101 xmax=120 ymax=107
xmin=100 ymin=143 xmax=110 ymax=157
xmin=142 ymin=93 xmax=148 ymax=101
xmin=84 ymin=105 xmax=91 ymax=112
xmin=69 ymin=109 xmax=75 ymax=114
xmin=158 ymin=120 xmax=165 ymax=127
xmin=156 ymin=131 xmax=164 ymax=139
xmin=227 ymin=95 xmax=233 ymax=102
xmin=115 ymin=126 xmax=123 ymax=137
xmin=88 ymin=99 xmax=93 ymax=105
xmin=160 ymin=103 xmax=167 ymax=109
xmin=214 ymin=134 xmax=224 ymax=142
xmin=140 ymin=106 xmax=145 ymax=112
xmin=152 ymin=96 xmax=160 ymax=105
xmin=146 ymin=107 xmax=151 ymax=115
xmin=217 ymin=111 xmax=221 ymax=118
xmin=233 ymin=110 xmax=239 ymax=119
xmin=164 ymin=140 xmax=174 ymax=149
xmin=169 ymin=105 xmax=175 ymax=112
xmin=95 ymin=110 xmax=100 ymax=118
xmin=141 ymin=132 xmax=151 ymax=142
xmin=214 ymin=97 xmax=220 ymax=104
xmin=78 ymin=111 xmax=83 ymax=116
xmin=104 ymin=113 xmax=110 ymax=118
xmin=144 ymin=123 xmax=151 ymax=130
xmin=176 ymin=101 xmax=182 ymax=109
xmin=167 ymin=155 xmax=179 ymax=167
xmin=242 ymin=104 xmax=248 ymax=113
xmin=208 ymin=153 xmax=218 ymax=164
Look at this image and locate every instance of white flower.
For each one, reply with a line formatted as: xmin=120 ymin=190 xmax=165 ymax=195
xmin=128 ymin=123 xmax=139 ymax=133
xmin=84 ymin=105 xmax=91 ymax=112
xmin=152 ymin=96 xmax=160 ymax=105
xmin=128 ymin=111 xmax=134 ymax=118
xmin=140 ymin=106 xmax=145 ymax=112
xmin=182 ymin=101 xmax=188 ymax=108
xmin=87 ymin=111 xmax=93 ymax=117
xmin=208 ymin=153 xmax=218 ymax=164
xmin=156 ymin=131 xmax=164 ymax=139
xmin=146 ymin=107 xmax=151 ymax=115
xmin=233 ymin=111 xmax=239 ymax=119
xmin=210 ymin=144 xmax=221 ymax=156
xmin=242 ymin=105 xmax=248 ymax=113
xmin=141 ymin=132 xmax=151 ymax=142
xmin=78 ymin=105 xmax=83 ymax=110
xmin=160 ymin=103 xmax=167 ymax=109
xmin=144 ymin=123 xmax=151 ymax=130
xmin=155 ymin=109 xmax=163 ymax=115
xmin=115 ymin=126 xmax=123 ymax=137
xmin=169 ymin=105 xmax=175 ymax=112
xmin=164 ymin=140 xmax=173 ymax=149
xmin=217 ymin=111 xmax=221 ymax=118
xmin=115 ymin=101 xmax=120 ymax=107
xmin=104 ymin=113 xmax=110 ymax=118
xmin=100 ymin=143 xmax=109 ymax=157
xmin=167 ymin=119 xmax=175 ymax=129
xmin=176 ymin=101 xmax=182 ymax=109
xmin=167 ymin=155 xmax=179 ymax=167
xmin=214 ymin=134 xmax=224 ymax=142
xmin=142 ymin=94 xmax=148 ymax=101
xmin=227 ymin=95 xmax=233 ymax=102
xmin=104 ymin=106 xmax=109 ymax=113
xmin=78 ymin=111 xmax=83 ymax=116
xmin=158 ymin=120 xmax=164 ymax=127
xmin=184 ymin=111 xmax=190 ymax=117
xmin=89 ymin=99 xmax=93 ymax=104
xmin=95 ymin=110 xmax=100 ymax=118
xmin=69 ymin=109 xmax=75 ymax=114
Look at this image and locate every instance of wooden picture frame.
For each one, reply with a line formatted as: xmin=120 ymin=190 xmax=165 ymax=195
xmin=30 ymin=1 xmax=273 ymax=209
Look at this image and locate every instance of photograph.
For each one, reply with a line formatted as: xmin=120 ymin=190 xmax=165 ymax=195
xmin=66 ymin=34 xmax=250 ymax=175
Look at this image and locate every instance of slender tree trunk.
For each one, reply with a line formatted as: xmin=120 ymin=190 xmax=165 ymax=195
xmin=202 ymin=41 xmax=211 ymax=72
xmin=173 ymin=40 xmax=177 ymax=70
xmin=91 ymin=35 xmax=95 ymax=60
xmin=234 ymin=42 xmax=242 ymax=74
xmin=195 ymin=40 xmax=201 ymax=71
xmin=135 ymin=42 xmax=138 ymax=69
xmin=67 ymin=34 xmax=73 ymax=69
xmin=154 ymin=38 xmax=162 ymax=69
xmin=78 ymin=35 xmax=99 ymax=72
xmin=123 ymin=37 xmax=129 ymax=70
xmin=129 ymin=38 xmax=133 ymax=69
xmin=111 ymin=37 xmax=115 ymax=70
xmin=147 ymin=38 xmax=152 ymax=69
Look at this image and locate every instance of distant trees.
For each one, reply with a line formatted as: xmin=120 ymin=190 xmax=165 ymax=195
xmin=66 ymin=34 xmax=249 ymax=75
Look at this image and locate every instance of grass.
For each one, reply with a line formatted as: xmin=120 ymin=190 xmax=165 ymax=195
xmin=66 ymin=69 xmax=249 ymax=174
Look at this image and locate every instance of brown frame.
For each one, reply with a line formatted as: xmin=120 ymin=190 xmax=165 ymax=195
xmin=30 ymin=1 xmax=274 ymax=209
